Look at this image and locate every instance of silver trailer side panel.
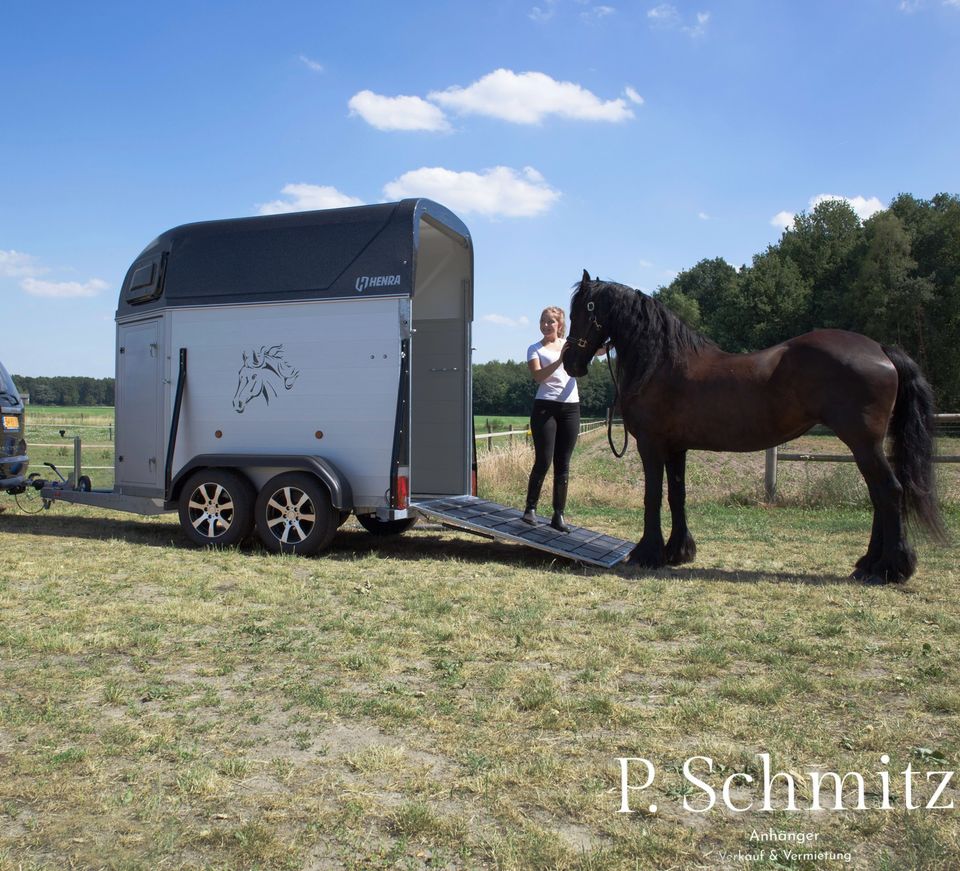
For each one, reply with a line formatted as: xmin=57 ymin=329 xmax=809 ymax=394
xmin=163 ymin=297 xmax=402 ymax=509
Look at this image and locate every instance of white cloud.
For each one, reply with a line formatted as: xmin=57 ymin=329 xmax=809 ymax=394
xmin=624 ymin=85 xmax=645 ymax=105
xmin=482 ymin=314 xmax=530 ymax=327
xmin=770 ymin=210 xmax=794 ymax=230
xmin=21 ymin=277 xmax=108 ymax=298
xmin=348 ymin=90 xmax=450 ymax=132
xmin=258 ymin=183 xmax=365 ymax=215
xmin=637 ymin=259 xmax=654 ymax=268
xmin=809 ymin=193 xmax=885 ymax=221
xmin=582 ymin=4 xmax=616 ymax=21
xmin=383 ymin=166 xmax=560 ymax=218
xmin=529 ymin=0 xmax=558 ymax=20
xmin=428 ymin=69 xmax=634 ymax=124
xmin=944 ymin=0 xmax=960 ymax=8
xmin=299 ymin=55 xmax=323 ymax=72
xmin=648 ymin=4 xmax=710 ymax=36
xmin=698 ymin=211 xmax=710 ymax=220
xmin=770 ymin=194 xmax=885 ymax=230
xmin=647 ymin=3 xmax=681 ymax=24
xmin=899 ymin=0 xmax=923 ymax=11
xmin=0 ymin=249 xmax=45 ymax=278
xmin=685 ymin=11 xmax=710 ymax=37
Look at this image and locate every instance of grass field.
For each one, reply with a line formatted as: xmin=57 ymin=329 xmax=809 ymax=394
xmin=1 ymin=421 xmax=959 ymax=870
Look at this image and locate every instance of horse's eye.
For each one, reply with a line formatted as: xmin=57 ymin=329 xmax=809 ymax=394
xmin=586 ymin=302 xmax=594 ymax=312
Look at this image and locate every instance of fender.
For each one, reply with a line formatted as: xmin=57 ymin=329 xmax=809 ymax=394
xmin=167 ymin=454 xmax=353 ymax=510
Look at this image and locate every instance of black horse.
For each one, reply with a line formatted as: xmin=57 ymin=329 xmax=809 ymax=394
xmin=562 ymin=271 xmax=947 ymax=583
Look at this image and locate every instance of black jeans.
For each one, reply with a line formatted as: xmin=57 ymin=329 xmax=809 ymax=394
xmin=525 ymin=399 xmax=580 ymax=511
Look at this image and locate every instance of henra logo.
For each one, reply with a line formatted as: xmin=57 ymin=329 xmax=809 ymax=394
xmin=355 ymin=274 xmax=401 ymax=292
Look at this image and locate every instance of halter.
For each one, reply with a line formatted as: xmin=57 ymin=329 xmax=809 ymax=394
xmin=572 ymin=301 xmax=607 ymax=349
xmin=569 ymin=300 xmax=629 ymax=457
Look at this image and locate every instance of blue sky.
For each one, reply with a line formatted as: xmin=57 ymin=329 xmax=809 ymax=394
xmin=2 ymin=0 xmax=959 ymax=378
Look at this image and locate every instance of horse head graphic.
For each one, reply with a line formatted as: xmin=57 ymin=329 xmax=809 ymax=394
xmin=232 ymin=345 xmax=300 ymax=413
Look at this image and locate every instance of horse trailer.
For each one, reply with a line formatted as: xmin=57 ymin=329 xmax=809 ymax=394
xmin=37 ymin=199 xmax=633 ymax=567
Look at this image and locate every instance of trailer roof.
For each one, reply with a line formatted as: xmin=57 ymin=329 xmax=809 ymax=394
xmin=116 ymin=199 xmax=471 ymax=316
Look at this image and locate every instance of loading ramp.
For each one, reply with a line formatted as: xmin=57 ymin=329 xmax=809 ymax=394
xmin=411 ymin=496 xmax=633 ymax=568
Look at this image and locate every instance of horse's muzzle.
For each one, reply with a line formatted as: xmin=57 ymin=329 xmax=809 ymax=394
xmin=561 ymin=347 xmax=588 ymax=378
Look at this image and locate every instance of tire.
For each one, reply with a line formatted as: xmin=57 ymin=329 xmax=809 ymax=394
xmin=356 ymin=514 xmax=418 ymax=537
xmin=255 ymin=472 xmax=337 ymax=556
xmin=77 ymin=475 xmax=92 ymax=492
xmin=178 ymin=469 xmax=255 ymax=548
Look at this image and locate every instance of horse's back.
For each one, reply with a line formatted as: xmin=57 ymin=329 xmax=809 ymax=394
xmin=779 ymin=329 xmax=896 ymax=381
xmin=774 ymin=329 xmax=898 ymax=435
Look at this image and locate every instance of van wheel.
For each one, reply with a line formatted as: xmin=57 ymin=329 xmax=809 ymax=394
xmin=357 ymin=515 xmax=418 ymax=537
xmin=179 ymin=469 xmax=254 ymax=547
xmin=255 ymin=472 xmax=337 ymax=555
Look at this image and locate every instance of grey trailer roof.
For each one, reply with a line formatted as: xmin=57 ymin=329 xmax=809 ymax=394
xmin=116 ymin=199 xmax=471 ymax=317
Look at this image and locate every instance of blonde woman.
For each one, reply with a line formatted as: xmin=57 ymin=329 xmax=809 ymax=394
xmin=523 ymin=306 xmax=581 ymax=531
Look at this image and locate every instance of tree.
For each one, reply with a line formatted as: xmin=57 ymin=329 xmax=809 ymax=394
xmin=657 ymin=257 xmax=739 ymax=337
xmin=778 ymin=198 xmax=864 ymax=330
xmin=725 ymin=250 xmax=811 ymax=350
xmin=889 ymin=192 xmax=960 ymax=408
xmin=850 ymin=211 xmax=933 ymax=353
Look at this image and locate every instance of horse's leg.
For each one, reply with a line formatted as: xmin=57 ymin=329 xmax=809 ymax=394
xmin=851 ymin=442 xmax=916 ymax=584
xmin=628 ymin=446 xmax=667 ymax=568
xmin=664 ymin=450 xmax=696 ymax=566
xmin=851 ymin=511 xmax=883 ymax=581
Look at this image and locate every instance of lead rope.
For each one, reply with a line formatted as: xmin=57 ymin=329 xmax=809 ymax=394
xmin=605 ymin=342 xmax=629 ymax=457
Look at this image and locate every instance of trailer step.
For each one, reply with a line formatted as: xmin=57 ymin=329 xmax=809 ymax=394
xmin=411 ymin=496 xmax=633 ymax=568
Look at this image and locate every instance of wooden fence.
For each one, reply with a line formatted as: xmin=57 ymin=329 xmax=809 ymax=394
xmin=763 ymin=413 xmax=960 ymax=501
xmin=474 ymin=418 xmax=606 ymax=451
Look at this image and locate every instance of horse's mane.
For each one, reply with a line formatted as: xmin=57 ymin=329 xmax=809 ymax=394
xmin=591 ymin=280 xmax=717 ymax=385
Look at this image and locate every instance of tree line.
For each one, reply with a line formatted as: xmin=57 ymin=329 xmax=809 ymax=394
xmin=473 ymin=357 xmax=616 ymax=417
xmin=11 ymin=375 xmax=114 ymax=406
xmin=658 ymin=192 xmax=960 ymax=410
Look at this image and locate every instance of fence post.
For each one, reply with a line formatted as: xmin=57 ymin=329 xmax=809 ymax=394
xmin=509 ymin=424 xmax=514 ymax=448
xmin=764 ymin=446 xmax=778 ymax=502
xmin=487 ymin=420 xmax=492 ymax=452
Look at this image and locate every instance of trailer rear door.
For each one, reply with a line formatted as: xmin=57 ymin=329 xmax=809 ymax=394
xmin=116 ymin=319 xmax=164 ymax=491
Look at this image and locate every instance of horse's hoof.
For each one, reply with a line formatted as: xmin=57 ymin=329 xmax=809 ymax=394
xmin=627 ymin=546 xmax=666 ymax=569
xmin=665 ymin=536 xmax=697 ymax=566
xmin=850 ymin=567 xmax=871 ymax=581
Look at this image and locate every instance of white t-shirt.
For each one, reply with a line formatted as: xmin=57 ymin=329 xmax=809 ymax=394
xmin=527 ymin=341 xmax=579 ymax=403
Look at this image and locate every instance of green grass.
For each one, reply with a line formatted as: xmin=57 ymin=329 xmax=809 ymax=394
xmin=1 ymin=427 xmax=959 ymax=869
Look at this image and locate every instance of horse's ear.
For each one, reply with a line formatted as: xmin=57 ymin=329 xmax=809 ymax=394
xmin=581 ymin=269 xmax=591 ymax=285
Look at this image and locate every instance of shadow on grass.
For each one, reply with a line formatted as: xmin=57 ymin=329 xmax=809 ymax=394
xmin=628 ymin=564 xmax=871 ymax=588
xmin=1 ymin=510 xmax=902 ymax=588
xmin=0 ymin=512 xmax=575 ymax=572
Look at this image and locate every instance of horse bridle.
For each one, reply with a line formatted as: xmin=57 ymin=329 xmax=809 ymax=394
xmin=572 ymin=301 xmax=607 ymax=350
xmin=569 ymin=300 xmax=629 ymax=458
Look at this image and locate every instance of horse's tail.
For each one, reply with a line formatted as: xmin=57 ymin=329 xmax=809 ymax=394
xmin=883 ymin=345 xmax=949 ymax=544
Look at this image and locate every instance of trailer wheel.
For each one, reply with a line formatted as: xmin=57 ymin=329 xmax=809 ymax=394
xmin=357 ymin=515 xmax=418 ymax=537
xmin=255 ymin=472 xmax=337 ymax=556
xmin=178 ymin=469 xmax=255 ymax=548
